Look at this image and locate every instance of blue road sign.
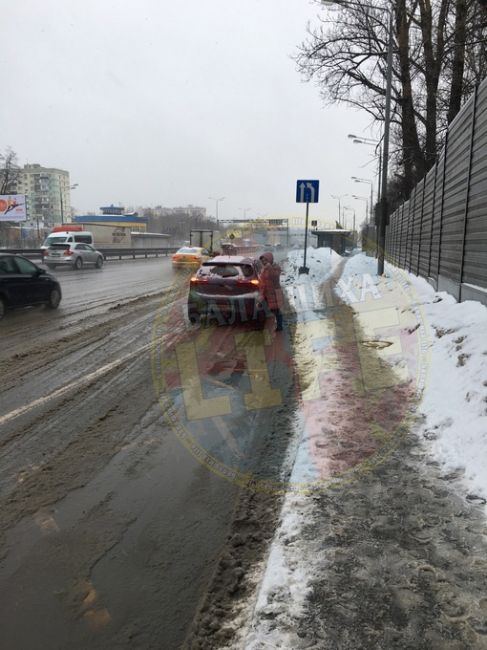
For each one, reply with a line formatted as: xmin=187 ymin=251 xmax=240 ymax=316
xmin=296 ymin=179 xmax=320 ymax=203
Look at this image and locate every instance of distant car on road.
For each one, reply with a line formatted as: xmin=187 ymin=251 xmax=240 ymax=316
xmin=44 ymin=243 xmax=104 ymax=270
xmin=172 ymin=246 xmax=210 ymax=268
xmin=0 ymin=254 xmax=62 ymax=320
xmin=187 ymin=255 xmax=264 ymax=325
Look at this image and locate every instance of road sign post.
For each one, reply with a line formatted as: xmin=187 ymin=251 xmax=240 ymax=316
xmin=296 ymin=180 xmax=319 ymax=274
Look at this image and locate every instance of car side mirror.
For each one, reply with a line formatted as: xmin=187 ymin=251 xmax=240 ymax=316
xmin=36 ymin=267 xmax=46 ymax=276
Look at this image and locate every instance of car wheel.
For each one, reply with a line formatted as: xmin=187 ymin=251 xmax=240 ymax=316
xmin=73 ymin=257 xmax=83 ymax=270
xmin=188 ymin=308 xmax=205 ymax=326
xmin=95 ymin=256 xmax=103 ymax=269
xmin=47 ymin=288 xmax=61 ymax=309
xmin=0 ymin=297 xmax=6 ymax=321
xmin=47 ymin=264 xmax=56 ymax=270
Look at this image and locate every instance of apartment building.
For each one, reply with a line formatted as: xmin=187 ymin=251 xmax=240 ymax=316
xmin=14 ymin=164 xmax=72 ymax=229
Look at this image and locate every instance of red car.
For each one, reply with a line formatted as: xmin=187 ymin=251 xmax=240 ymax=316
xmin=187 ymin=255 xmax=265 ymax=325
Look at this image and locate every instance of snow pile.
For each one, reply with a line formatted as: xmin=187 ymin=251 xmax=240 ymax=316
xmin=282 ymin=246 xmax=342 ymax=320
xmin=339 ymin=252 xmax=487 ymax=499
xmin=406 ymin=275 xmax=487 ymax=498
xmin=284 ymin=246 xmax=342 ymax=284
xmin=243 ymin=488 xmax=320 ymax=650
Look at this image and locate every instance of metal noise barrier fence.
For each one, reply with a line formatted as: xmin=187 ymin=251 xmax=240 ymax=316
xmin=380 ymin=79 xmax=487 ymax=307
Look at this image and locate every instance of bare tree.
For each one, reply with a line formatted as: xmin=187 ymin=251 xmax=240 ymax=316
xmin=0 ymin=148 xmax=19 ymax=195
xmin=296 ymin=0 xmax=487 ymax=192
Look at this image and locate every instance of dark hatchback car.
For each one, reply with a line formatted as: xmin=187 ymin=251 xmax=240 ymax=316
xmin=187 ymin=255 xmax=265 ymax=325
xmin=0 ymin=254 xmax=62 ymax=320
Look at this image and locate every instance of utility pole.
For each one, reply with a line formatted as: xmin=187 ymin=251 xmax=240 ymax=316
xmin=60 ymin=190 xmax=64 ymax=225
xmin=377 ymin=7 xmax=394 ymax=275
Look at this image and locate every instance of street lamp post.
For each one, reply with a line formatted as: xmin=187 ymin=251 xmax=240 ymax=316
xmin=349 ymin=139 xmax=383 ymax=255
xmin=349 ymin=136 xmax=383 ymax=209
xmin=324 ymin=0 xmax=393 ymax=274
xmin=352 ymin=195 xmax=368 ymax=227
xmin=60 ymin=182 xmax=78 ymax=225
xmin=209 ymin=196 xmax=225 ymax=228
xmin=351 ymin=177 xmax=374 ymax=223
xmin=342 ymin=206 xmax=355 ymax=231
xmin=330 ymin=194 xmax=348 ymax=227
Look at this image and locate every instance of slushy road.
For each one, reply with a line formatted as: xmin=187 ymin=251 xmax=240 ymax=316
xmin=0 ymin=257 xmax=292 ymax=649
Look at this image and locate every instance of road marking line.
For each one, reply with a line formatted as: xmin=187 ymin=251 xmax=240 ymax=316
xmin=0 ymin=341 xmax=155 ymax=427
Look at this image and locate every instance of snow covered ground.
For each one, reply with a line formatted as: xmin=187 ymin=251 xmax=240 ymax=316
xmin=338 ymin=252 xmax=487 ymax=500
xmin=237 ymin=249 xmax=487 ymax=650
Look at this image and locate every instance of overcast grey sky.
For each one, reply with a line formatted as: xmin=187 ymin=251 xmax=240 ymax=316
xmin=3 ymin=0 xmax=378 ymax=226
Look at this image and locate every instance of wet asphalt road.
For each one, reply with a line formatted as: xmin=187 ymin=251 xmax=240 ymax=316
xmin=0 ymin=257 xmax=292 ymax=649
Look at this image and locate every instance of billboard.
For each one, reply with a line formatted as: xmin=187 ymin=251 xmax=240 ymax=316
xmin=0 ymin=194 xmax=27 ymax=222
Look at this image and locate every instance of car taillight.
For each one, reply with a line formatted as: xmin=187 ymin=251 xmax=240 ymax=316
xmin=237 ymin=278 xmax=259 ymax=287
xmin=42 ymin=249 xmax=47 ymax=256
xmin=190 ymin=276 xmax=208 ymax=284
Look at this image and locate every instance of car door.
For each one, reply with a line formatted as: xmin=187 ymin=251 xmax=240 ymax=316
xmin=74 ymin=243 xmax=89 ymax=264
xmin=0 ymin=256 xmax=29 ymax=306
xmin=83 ymin=244 xmax=98 ymax=264
xmin=11 ymin=256 xmax=47 ymax=305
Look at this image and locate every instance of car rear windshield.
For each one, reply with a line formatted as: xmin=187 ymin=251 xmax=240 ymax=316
xmin=177 ymin=247 xmax=200 ymax=254
xmin=49 ymin=244 xmax=71 ymax=250
xmin=200 ymin=263 xmax=254 ymax=278
xmin=45 ymin=236 xmax=68 ymax=245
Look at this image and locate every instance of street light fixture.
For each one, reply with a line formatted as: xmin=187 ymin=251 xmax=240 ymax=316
xmin=323 ymin=0 xmax=393 ymax=275
xmin=348 ymin=134 xmax=380 ymax=146
xmin=208 ymin=196 xmax=225 ymax=228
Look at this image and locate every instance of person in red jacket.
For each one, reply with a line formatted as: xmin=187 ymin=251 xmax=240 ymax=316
xmin=259 ymin=251 xmax=283 ymax=331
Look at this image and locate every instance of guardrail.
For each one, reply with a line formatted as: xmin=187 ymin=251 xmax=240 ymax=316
xmin=0 ymin=247 xmax=178 ymax=262
xmin=100 ymin=247 xmax=178 ymax=260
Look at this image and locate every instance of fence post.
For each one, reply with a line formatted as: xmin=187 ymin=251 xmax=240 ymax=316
xmin=408 ymin=187 xmax=416 ymax=273
xmin=436 ymin=129 xmax=449 ymax=281
xmin=403 ymin=202 xmax=412 ymax=270
xmin=427 ymin=159 xmax=439 ymax=279
xmin=417 ymin=175 xmax=427 ymax=276
xmin=392 ymin=211 xmax=397 ymax=265
xmin=399 ymin=204 xmax=404 ymax=268
xmin=459 ymin=84 xmax=479 ymax=299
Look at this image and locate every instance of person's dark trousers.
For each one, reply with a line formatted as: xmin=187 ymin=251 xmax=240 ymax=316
xmin=272 ymin=309 xmax=283 ymax=331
